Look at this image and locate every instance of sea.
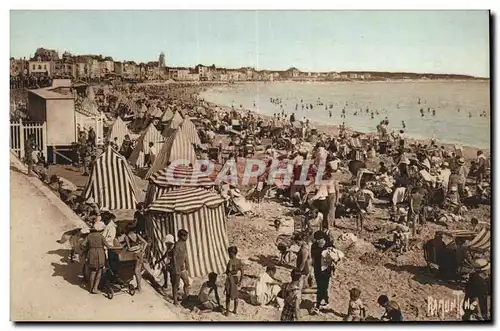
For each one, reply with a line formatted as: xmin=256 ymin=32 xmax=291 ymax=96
xmin=199 ymin=80 xmax=491 ymax=149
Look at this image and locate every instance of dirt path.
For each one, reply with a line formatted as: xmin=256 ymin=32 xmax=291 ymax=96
xmin=10 ymin=162 xmax=182 ymax=321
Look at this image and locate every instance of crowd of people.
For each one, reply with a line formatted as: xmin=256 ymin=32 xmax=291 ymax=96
xmin=20 ymin=80 xmax=490 ymax=321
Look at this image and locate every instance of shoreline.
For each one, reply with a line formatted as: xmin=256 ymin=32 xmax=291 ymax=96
xmin=193 ymin=84 xmax=488 ymax=160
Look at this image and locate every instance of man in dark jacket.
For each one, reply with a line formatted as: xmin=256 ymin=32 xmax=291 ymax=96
xmin=310 ymin=231 xmax=334 ymax=310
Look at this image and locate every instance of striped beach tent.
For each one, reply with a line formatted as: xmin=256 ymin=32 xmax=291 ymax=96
xmin=146 ymin=187 xmax=229 ymax=278
xmin=145 ymin=129 xmax=197 ymax=179
xmin=468 ymin=228 xmax=491 ymax=251
xmin=161 ymin=111 xmax=184 ymax=137
xmin=82 ymin=145 xmax=138 ymax=210
xmin=168 ymin=111 xmax=184 ymax=129
xmin=161 ymin=108 xmax=175 ymax=123
xmin=107 ymin=116 xmax=131 ymax=147
xmin=145 ymin=164 xmax=216 ymax=205
xmin=179 ymin=117 xmax=201 ymax=146
xmin=128 ymin=123 xmax=165 ymax=168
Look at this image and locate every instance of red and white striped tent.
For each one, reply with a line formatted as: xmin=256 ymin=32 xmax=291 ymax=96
xmin=82 ymin=145 xmax=138 ymax=210
xmin=145 ymin=164 xmax=216 ymax=205
xmin=128 ymin=123 xmax=165 ymax=168
xmin=146 ymin=187 xmax=229 ymax=278
xmin=107 ymin=116 xmax=131 ymax=147
xmin=179 ymin=117 xmax=201 ymax=146
xmin=144 ymin=129 xmax=197 ymax=179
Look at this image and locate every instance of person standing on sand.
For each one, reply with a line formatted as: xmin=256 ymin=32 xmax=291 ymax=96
xmin=81 ymin=222 xmax=112 ymax=294
xmin=311 ymin=231 xmax=334 ymax=310
xmin=280 ymin=269 xmax=302 ymax=321
xmin=171 ymin=229 xmax=190 ymax=305
xmin=295 ymin=233 xmax=311 ymax=289
xmin=224 ymin=246 xmax=243 ymax=316
xmin=24 ymin=134 xmax=35 ymax=176
xmin=475 ymin=150 xmax=487 ymax=183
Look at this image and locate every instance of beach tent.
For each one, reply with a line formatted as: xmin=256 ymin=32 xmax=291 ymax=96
xmin=161 ymin=108 xmax=175 ymax=123
xmin=82 ymin=145 xmax=138 ymax=210
xmin=147 ymin=104 xmax=163 ymax=118
xmin=169 ymin=111 xmax=184 ymax=129
xmin=179 ymin=117 xmax=202 ymax=146
xmin=107 ymin=116 xmax=131 ymax=147
xmin=145 ymin=164 xmax=216 ymax=206
xmin=145 ymin=129 xmax=197 ymax=179
xmin=146 ymin=186 xmax=229 ymax=278
xmin=161 ymin=111 xmax=184 ymax=137
xmin=128 ymin=123 xmax=165 ymax=168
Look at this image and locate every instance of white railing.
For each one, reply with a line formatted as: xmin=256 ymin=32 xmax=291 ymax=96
xmin=10 ymin=120 xmax=48 ymax=159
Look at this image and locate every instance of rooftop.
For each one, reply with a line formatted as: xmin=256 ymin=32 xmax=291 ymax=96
xmin=29 ymin=88 xmax=74 ymax=100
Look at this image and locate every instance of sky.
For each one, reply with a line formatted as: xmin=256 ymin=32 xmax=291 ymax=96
xmin=10 ymin=10 xmax=490 ymax=77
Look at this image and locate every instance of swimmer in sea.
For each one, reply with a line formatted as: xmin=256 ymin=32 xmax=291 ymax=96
xmin=371 ymin=112 xmax=374 ymax=119
xmin=428 ymin=107 xmax=430 ymax=113
xmin=376 ymin=110 xmax=379 ymax=115
xmin=432 ymin=109 xmax=436 ymax=116
xmin=366 ymin=107 xmax=369 ymax=113
xmin=329 ymin=110 xmax=332 ymax=118
xmin=469 ymin=112 xmax=472 ymax=118
xmin=354 ymin=111 xmax=358 ymax=116
xmin=253 ymin=101 xmax=256 ymax=107
xmin=418 ymin=98 xmax=421 ymax=105
xmin=402 ymin=121 xmax=406 ymax=129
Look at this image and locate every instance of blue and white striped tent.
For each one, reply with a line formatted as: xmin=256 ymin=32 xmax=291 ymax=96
xmin=82 ymin=145 xmax=138 ymax=210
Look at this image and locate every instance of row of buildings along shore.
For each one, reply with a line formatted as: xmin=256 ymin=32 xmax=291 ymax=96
xmin=10 ymin=47 xmax=480 ymax=83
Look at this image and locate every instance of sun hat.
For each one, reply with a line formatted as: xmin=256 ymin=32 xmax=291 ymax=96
xmin=458 ymin=157 xmax=465 ymax=164
xmin=162 ymin=234 xmax=175 ymax=244
xmin=441 ymin=162 xmax=449 ymax=168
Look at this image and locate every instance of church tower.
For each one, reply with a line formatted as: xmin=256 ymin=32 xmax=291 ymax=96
xmin=159 ymin=52 xmax=166 ymax=68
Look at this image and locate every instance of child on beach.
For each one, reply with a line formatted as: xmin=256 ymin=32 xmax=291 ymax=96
xmin=345 ymin=288 xmax=366 ymax=321
xmin=195 ymin=272 xmax=222 ymax=312
xmin=224 ymin=246 xmax=244 ymax=316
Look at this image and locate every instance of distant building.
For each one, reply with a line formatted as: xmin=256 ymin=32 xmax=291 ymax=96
xmin=10 ymin=58 xmax=28 ymax=77
xmin=196 ymin=64 xmax=216 ymax=80
xmin=102 ymin=56 xmax=114 ymax=75
xmin=123 ymin=61 xmax=137 ymax=78
xmin=114 ymin=61 xmax=124 ymax=76
xmin=29 ymin=56 xmax=52 ymax=77
xmin=284 ymin=67 xmax=300 ymax=79
xmin=74 ymin=56 xmax=92 ymax=79
xmin=145 ymin=61 xmax=161 ymax=80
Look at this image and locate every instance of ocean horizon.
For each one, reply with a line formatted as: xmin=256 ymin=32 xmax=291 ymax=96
xmin=200 ymin=80 xmax=490 ymax=149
